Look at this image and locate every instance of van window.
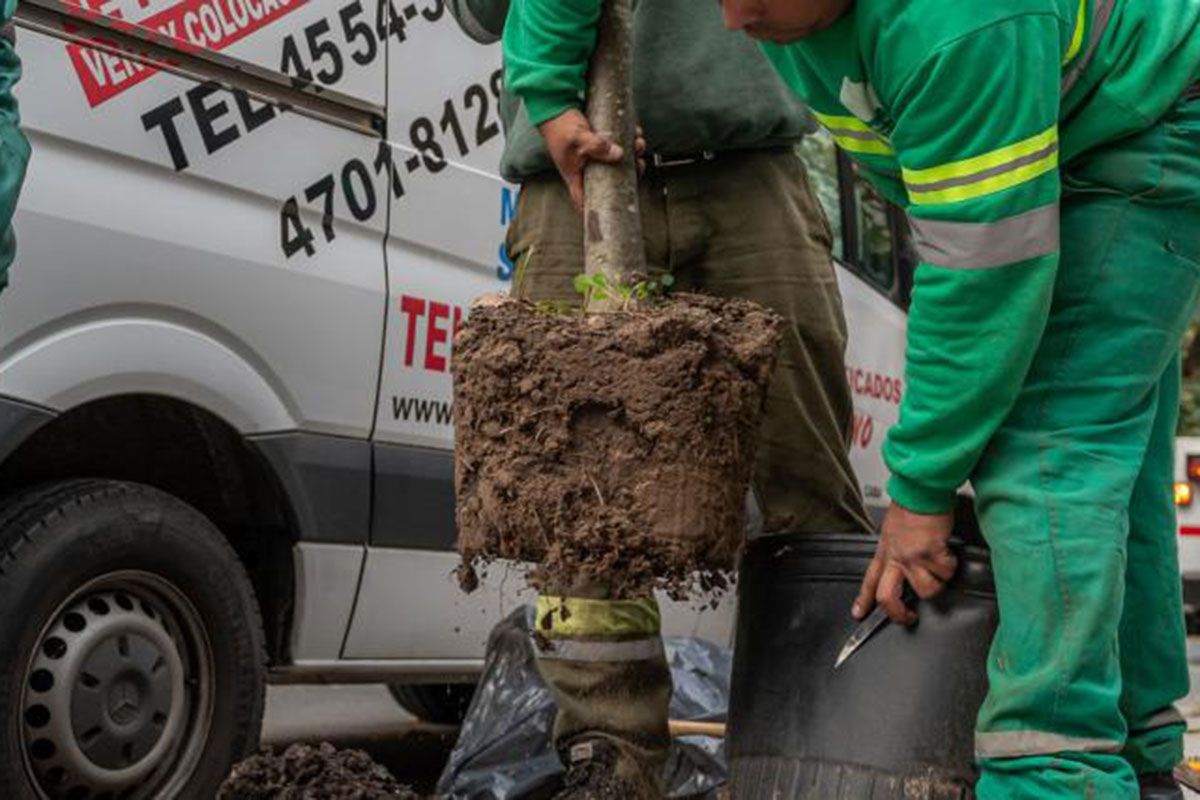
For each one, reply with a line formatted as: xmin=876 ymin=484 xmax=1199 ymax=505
xmin=796 ymin=130 xmax=844 ymax=262
xmin=849 ymin=161 xmax=895 ymax=292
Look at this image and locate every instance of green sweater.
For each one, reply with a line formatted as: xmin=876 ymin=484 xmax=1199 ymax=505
xmin=503 ymin=0 xmax=1200 ymax=514
xmin=449 ymin=0 xmax=813 ymax=182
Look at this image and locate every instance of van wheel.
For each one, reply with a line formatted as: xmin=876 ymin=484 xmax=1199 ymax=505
xmin=0 ymin=480 xmax=266 ymax=800
xmin=387 ymin=684 xmax=475 ymax=725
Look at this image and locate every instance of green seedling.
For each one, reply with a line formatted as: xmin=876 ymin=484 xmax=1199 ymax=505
xmin=534 ymin=300 xmax=580 ymax=316
xmin=572 ymin=272 xmax=675 ymax=310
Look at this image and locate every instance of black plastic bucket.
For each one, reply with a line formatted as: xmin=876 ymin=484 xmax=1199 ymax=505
xmin=727 ymin=533 xmax=998 ymax=799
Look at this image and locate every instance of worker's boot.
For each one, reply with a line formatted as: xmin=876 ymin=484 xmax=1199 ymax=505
xmin=1140 ymin=772 xmax=1184 ymax=799
xmin=554 ymin=737 xmax=650 ymax=799
xmin=534 ymin=595 xmax=671 ymax=800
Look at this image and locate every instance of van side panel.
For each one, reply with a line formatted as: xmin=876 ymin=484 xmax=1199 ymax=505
xmin=5 ymin=22 xmax=387 ymax=438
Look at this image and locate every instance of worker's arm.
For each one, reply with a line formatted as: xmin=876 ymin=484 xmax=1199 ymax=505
xmin=447 ymin=0 xmax=510 ymax=44
xmin=881 ymin=14 xmax=1062 ymax=514
xmin=855 ymin=15 xmax=1063 ymax=624
xmin=501 ymin=0 xmax=629 ymax=211
xmin=502 ymin=0 xmax=600 ymax=125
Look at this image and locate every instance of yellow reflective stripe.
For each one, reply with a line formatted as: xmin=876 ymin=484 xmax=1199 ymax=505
xmin=908 ymin=151 xmax=1058 ymax=205
xmin=811 ymin=112 xmax=873 ymax=133
xmin=535 ymin=596 xmax=661 ymax=639
xmin=831 ymin=135 xmax=895 ymax=156
xmin=812 ymin=112 xmax=895 ymax=156
xmin=1064 ymin=0 xmax=1087 ymax=65
xmin=902 ymin=125 xmax=1058 ymax=187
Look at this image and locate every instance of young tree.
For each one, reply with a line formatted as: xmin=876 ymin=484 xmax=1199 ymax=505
xmin=582 ymin=0 xmax=645 ymax=311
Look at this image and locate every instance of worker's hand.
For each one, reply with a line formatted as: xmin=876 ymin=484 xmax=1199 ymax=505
xmin=537 ymin=109 xmax=645 ymax=212
xmin=852 ymin=502 xmax=956 ymax=626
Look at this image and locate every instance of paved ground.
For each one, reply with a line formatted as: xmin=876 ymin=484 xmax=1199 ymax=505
xmin=262 ymin=640 xmax=1200 ymax=797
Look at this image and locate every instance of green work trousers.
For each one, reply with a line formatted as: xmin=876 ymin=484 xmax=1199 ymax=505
xmin=506 ymin=149 xmax=870 ymax=793
xmin=973 ymin=95 xmax=1200 ymax=798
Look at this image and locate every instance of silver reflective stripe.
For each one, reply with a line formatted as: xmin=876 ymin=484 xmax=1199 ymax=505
xmin=1062 ymin=0 xmax=1116 ymax=95
xmin=910 ymin=203 xmax=1060 ymax=270
xmin=537 ymin=637 xmax=665 ymax=663
xmin=976 ymin=730 xmax=1123 ymax=759
xmin=448 ymin=0 xmax=498 ymax=44
xmin=1131 ymin=707 xmax=1185 ymax=733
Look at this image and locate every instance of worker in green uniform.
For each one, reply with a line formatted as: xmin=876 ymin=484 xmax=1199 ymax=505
xmin=504 ymin=0 xmax=1200 ymax=797
xmin=0 ymin=0 xmax=28 ymax=291
xmin=455 ymin=0 xmax=872 ymax=795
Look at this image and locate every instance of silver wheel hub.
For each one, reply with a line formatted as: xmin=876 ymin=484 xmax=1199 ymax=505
xmin=20 ymin=575 xmax=212 ymax=799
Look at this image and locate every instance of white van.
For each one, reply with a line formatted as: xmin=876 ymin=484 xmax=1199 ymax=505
xmin=1174 ymin=436 xmax=1200 ymax=629
xmin=0 ymin=1 xmax=909 ymax=796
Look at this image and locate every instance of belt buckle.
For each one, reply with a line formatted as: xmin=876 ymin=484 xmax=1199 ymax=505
xmin=650 ymin=150 xmax=716 ymax=169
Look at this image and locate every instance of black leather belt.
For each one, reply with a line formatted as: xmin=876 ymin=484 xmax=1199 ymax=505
xmin=646 ymin=150 xmax=717 ymax=169
xmin=644 ymin=145 xmax=792 ymax=171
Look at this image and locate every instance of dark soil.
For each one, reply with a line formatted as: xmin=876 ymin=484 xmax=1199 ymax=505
xmin=453 ymin=293 xmax=781 ymax=600
xmin=219 ymin=743 xmax=421 ymax=799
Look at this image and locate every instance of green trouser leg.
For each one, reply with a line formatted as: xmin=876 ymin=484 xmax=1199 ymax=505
xmin=534 ymin=595 xmax=671 ymax=798
xmin=973 ymin=97 xmax=1200 ymax=800
xmin=506 ymin=151 xmax=869 ymax=793
xmin=1121 ymin=359 xmax=1190 ymax=776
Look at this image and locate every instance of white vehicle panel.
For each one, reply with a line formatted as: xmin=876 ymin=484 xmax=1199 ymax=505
xmin=836 ymin=266 xmax=907 ymax=515
xmin=289 ymin=542 xmax=367 ymax=661
xmin=1175 ymin=436 xmax=1200 ymax=580
xmin=342 ymin=549 xmax=734 ymax=659
xmin=5 ymin=25 xmax=386 ymax=436
xmin=386 ymin=8 xmax=505 ymax=175
xmin=373 ymin=23 xmax=508 ymax=448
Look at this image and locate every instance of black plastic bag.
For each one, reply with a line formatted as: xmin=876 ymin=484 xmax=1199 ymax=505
xmin=437 ymin=606 xmax=730 ymax=799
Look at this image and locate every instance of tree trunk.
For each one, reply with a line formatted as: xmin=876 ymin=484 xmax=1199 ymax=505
xmin=583 ymin=0 xmax=645 ymax=312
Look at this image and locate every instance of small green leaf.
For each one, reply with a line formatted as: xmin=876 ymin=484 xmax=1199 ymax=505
xmin=660 ymin=274 xmax=675 ymax=288
xmin=592 ymin=273 xmax=609 ymax=288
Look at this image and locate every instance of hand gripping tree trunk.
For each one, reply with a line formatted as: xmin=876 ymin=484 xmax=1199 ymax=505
xmin=583 ymin=0 xmax=645 ymax=312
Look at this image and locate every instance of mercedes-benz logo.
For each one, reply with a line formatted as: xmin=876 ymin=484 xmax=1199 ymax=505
xmin=107 ymin=681 xmax=141 ymax=726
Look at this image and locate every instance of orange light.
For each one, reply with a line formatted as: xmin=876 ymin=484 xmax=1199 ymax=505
xmin=1177 ymin=481 xmax=1194 ymax=507
xmin=1188 ymin=456 xmax=1200 ymax=481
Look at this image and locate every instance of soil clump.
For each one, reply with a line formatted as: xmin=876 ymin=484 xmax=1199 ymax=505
xmin=454 ymin=293 xmax=781 ymax=600
xmin=219 ymin=742 xmax=420 ymax=799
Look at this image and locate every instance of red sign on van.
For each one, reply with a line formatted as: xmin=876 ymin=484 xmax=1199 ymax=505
xmin=63 ymin=0 xmax=307 ymax=107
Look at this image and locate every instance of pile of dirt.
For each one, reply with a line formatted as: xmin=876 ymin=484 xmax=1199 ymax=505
xmin=454 ymin=293 xmax=781 ymax=600
xmin=219 ymin=742 xmax=420 ymax=799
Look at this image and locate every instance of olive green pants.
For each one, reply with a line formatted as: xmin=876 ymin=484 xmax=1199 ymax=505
xmin=973 ymin=96 xmax=1200 ymax=798
xmin=507 ymin=149 xmax=870 ymax=794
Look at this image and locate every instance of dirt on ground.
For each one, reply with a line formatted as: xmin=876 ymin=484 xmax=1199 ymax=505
xmin=453 ymin=293 xmax=781 ymax=600
xmin=219 ymin=742 xmax=421 ymax=799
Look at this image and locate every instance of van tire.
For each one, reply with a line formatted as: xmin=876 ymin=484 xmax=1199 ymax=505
xmin=387 ymin=683 xmax=475 ymax=725
xmin=0 ymin=480 xmax=266 ymax=800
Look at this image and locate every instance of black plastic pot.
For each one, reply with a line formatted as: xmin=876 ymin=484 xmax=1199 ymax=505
xmin=727 ymin=533 xmax=997 ymax=800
